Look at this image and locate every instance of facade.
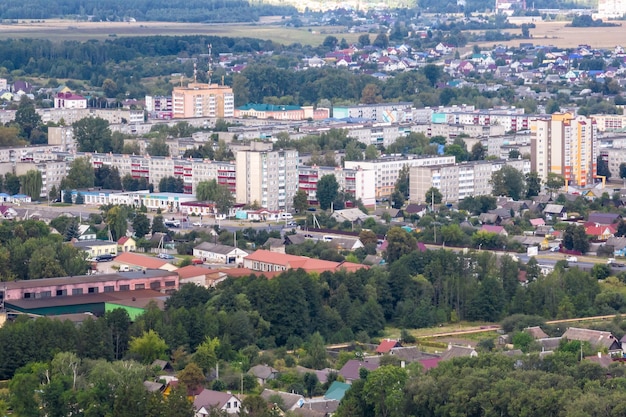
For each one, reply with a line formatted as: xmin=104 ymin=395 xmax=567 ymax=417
xmin=596 ymin=0 xmax=626 ymax=19
xmin=409 ymin=159 xmax=531 ymax=203
xmin=192 ymin=242 xmax=248 ymax=265
xmin=72 ymin=240 xmax=118 ymax=258
xmin=234 ymin=103 xmax=330 ymax=120
xmin=332 ymin=102 xmax=414 ymax=123
xmin=54 ymin=92 xmax=87 ymax=109
xmin=172 ymin=83 xmax=234 ymax=119
xmin=0 ymin=270 xmax=179 ymax=301
xmin=243 ymin=249 xmax=366 ymax=274
xmin=13 ymin=159 xmax=69 ymax=199
xmin=235 ymin=147 xmax=299 ymax=211
xmin=345 ymin=155 xmax=456 ymax=198
xmin=194 ymin=389 xmax=241 ymax=416
xmin=298 ymin=165 xmax=376 ymax=206
xmin=531 ymin=113 xmax=597 ymax=187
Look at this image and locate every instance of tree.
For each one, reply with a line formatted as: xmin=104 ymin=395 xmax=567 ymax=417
xmin=177 ymin=363 xmax=205 ymax=393
xmin=425 ymin=187 xmax=442 ymax=205
xmin=365 ymin=145 xmax=379 ymax=160
xmin=5 ymin=173 xmax=20 ymax=195
xmin=361 ymin=83 xmax=382 ymax=104
xmin=105 ymin=206 xmax=128 ymax=241
xmin=323 ymin=36 xmax=338 ymax=50
xmin=159 ymin=176 xmax=184 ymax=193
xmin=525 ymin=171 xmax=542 ymax=198
xmin=358 ymin=34 xmax=370 ymax=46
xmin=19 ymin=170 xmax=42 ymax=200
xmin=491 ymin=165 xmax=526 ymax=200
xmin=102 ymin=78 xmax=119 ymax=97
xmin=317 ymin=175 xmax=339 ymax=210
xmin=423 ymin=64 xmax=442 ymax=86
xmin=195 ymin=179 xmax=233 ymax=215
xmin=15 ymin=96 xmax=42 ymax=140
xmin=362 ymin=366 xmax=408 ymax=417
xmin=75 ymin=192 xmax=84 ymax=205
xmin=132 ymin=213 xmax=150 ymax=238
xmin=63 ymin=189 xmax=73 ymax=204
xmin=193 ymin=337 xmax=220 ymax=373
xmin=508 ymin=149 xmax=521 ymax=159
xmin=304 ymin=332 xmax=328 ymax=370
xmin=470 ymin=142 xmax=486 ymax=161
xmin=546 ymin=172 xmax=565 ymax=195
xmin=563 ymin=224 xmax=590 ymax=254
xmin=129 ymin=329 xmax=168 ymax=364
xmin=48 ymin=185 xmax=59 ymax=202
xmin=395 ymin=164 xmax=409 ymax=198
xmin=72 ymin=117 xmax=114 ymax=153
xmin=597 ymin=155 xmax=611 ymax=179
xmin=345 ymin=142 xmax=363 ymax=161
xmin=63 ymin=157 xmax=95 ymax=189
xmin=385 ymin=227 xmax=417 ymax=263
xmin=620 ymin=162 xmax=626 ymax=182
xmin=152 ymin=215 xmax=169 ymax=234
xmin=293 ymin=189 xmax=308 ymax=213
xmin=146 ymin=138 xmax=170 ymax=157
xmin=372 ymin=33 xmax=389 ymax=49
xmin=391 ymin=190 xmax=405 ymax=209
xmin=95 ymin=166 xmax=122 ymax=190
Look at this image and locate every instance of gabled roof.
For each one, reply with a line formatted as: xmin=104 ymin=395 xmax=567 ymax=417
xmin=194 ymin=242 xmax=241 ymax=255
xmin=176 ymin=265 xmax=211 ymax=280
xmin=245 ymin=250 xmax=367 ymax=274
xmin=530 ymin=218 xmax=546 ymax=227
xmin=338 ymin=358 xmax=380 ymax=381
xmin=562 ymin=327 xmax=620 ymax=350
xmin=524 ymin=326 xmax=549 ymax=339
xmin=418 ymin=357 xmax=442 ymax=370
xmin=260 ymin=389 xmax=303 ymax=411
xmin=376 ymin=339 xmax=401 ymax=354
xmin=543 ymin=204 xmax=565 ymax=214
xmin=248 ymin=364 xmax=279 ymax=380
xmin=194 ymin=389 xmax=239 ymax=411
xmin=480 ymin=225 xmax=505 ymax=234
xmin=118 ymin=236 xmax=132 ymax=245
xmin=440 ymin=345 xmax=476 ymax=361
xmin=324 ymin=381 xmax=351 ymax=401
xmin=588 ymin=212 xmax=621 ymax=225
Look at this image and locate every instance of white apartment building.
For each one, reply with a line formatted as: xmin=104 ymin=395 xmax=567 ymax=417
xmin=344 ymin=155 xmax=456 ymax=198
xmin=531 ymin=113 xmax=597 ymax=187
xmin=332 ymin=102 xmax=414 ymax=123
xmin=235 ymin=147 xmax=299 ymax=211
xmin=409 ymin=159 xmax=531 ymax=204
xmin=298 ymin=165 xmax=376 ymax=207
xmin=0 ymin=159 xmax=69 ymax=199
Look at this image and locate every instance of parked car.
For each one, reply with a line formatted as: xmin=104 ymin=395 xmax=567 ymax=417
xmin=95 ymin=254 xmax=114 ymax=262
xmin=192 ymin=258 xmax=204 ymax=265
xmin=157 ymin=253 xmax=174 ymax=260
xmin=565 ymin=256 xmax=578 ymax=263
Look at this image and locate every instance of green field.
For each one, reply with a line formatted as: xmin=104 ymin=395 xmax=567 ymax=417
xmin=0 ymin=20 xmax=359 ymax=45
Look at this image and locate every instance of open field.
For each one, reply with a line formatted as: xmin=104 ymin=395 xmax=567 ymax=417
xmin=477 ymin=21 xmax=626 ymax=49
xmin=0 ymin=19 xmax=358 ymax=45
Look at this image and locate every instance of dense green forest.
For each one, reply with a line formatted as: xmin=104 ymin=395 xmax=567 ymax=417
xmin=0 ymin=0 xmax=296 ymax=22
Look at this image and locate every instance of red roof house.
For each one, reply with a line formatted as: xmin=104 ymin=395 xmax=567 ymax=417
xmin=376 ymin=339 xmax=401 ymax=354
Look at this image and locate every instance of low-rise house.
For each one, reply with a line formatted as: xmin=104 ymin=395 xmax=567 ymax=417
xmin=524 ymin=326 xmax=549 ymax=339
xmin=606 ymin=237 xmax=626 ymax=257
xmin=263 ymin=237 xmax=285 ymax=253
xmin=329 ymin=236 xmax=364 ymax=251
xmin=194 ymin=389 xmax=241 ymax=416
xmin=260 ymin=389 xmax=304 ymax=411
xmin=588 ymin=212 xmax=621 ymax=225
xmin=562 ymin=327 xmax=622 ymax=353
xmin=323 ymin=381 xmax=350 ymax=402
xmin=243 ymin=250 xmax=367 ymax=274
xmin=440 ymin=344 xmax=478 ymax=361
xmin=543 ymin=204 xmax=567 ymax=221
xmin=192 ymin=242 xmax=248 ymax=265
xmin=585 ymin=224 xmax=616 ymax=241
xmin=248 ymin=364 xmax=279 ymax=385
xmin=72 ymin=240 xmax=118 ymax=258
xmin=176 ymin=265 xmax=227 ymax=288
xmin=117 ymin=236 xmax=137 ymax=252
xmin=338 ymin=358 xmax=380 ymax=383
xmin=376 ymin=339 xmax=401 ymax=354
xmin=0 ymin=204 xmax=17 ymax=219
xmin=330 ymin=208 xmax=371 ymax=224
xmin=479 ymin=225 xmax=508 ymax=236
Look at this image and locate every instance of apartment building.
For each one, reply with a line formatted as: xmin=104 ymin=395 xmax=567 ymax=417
xmin=15 ymin=160 xmax=69 ymax=199
xmin=298 ymin=165 xmax=376 ymax=206
xmin=172 ymin=82 xmax=234 ymax=119
xmin=591 ymin=114 xmax=626 ymax=132
xmin=235 ymin=147 xmax=299 ymax=211
xmin=409 ymin=159 xmax=531 ymax=204
xmin=531 ymin=113 xmax=597 ymax=187
xmin=54 ymin=92 xmax=87 ymax=109
xmin=344 ymin=155 xmax=456 ymax=198
xmin=48 ymin=126 xmax=75 ymax=152
xmin=88 ymin=152 xmax=236 ymax=195
xmin=332 ymin=102 xmax=414 ymax=123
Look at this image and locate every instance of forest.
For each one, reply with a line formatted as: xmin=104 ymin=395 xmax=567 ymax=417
xmin=0 ymin=0 xmax=296 ymax=22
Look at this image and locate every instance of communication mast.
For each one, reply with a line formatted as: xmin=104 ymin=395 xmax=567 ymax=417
xmin=207 ymin=43 xmax=213 ymax=85
xmin=193 ymin=61 xmax=197 ymax=83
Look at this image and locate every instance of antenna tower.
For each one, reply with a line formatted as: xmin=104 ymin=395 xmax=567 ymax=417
xmin=193 ymin=61 xmax=197 ymax=83
xmin=207 ymin=44 xmax=213 ymax=85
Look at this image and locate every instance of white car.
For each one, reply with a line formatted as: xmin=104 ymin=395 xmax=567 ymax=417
xmin=192 ymin=221 xmax=202 ymax=226
xmin=566 ymin=256 xmax=578 ymax=263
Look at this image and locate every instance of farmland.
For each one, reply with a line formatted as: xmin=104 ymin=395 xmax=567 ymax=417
xmin=0 ymin=19 xmax=359 ymax=45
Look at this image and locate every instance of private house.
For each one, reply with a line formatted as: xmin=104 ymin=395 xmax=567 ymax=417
xmin=440 ymin=344 xmax=478 ymax=361
xmin=115 ymin=252 xmax=178 ymax=272
xmin=0 ymin=205 xmax=17 ymax=219
xmin=192 ymin=242 xmax=248 ymax=265
xmin=338 ymin=358 xmax=380 ymax=383
xmin=11 ymin=194 xmax=31 ymax=204
xmin=479 ymin=225 xmax=508 ymax=236
xmin=242 ymin=250 xmax=367 ymax=274
xmin=324 ymin=381 xmax=350 ymax=402
xmin=524 ymin=326 xmax=549 ymax=339
xmin=72 ymin=240 xmax=118 ymax=258
xmin=606 ymin=237 xmax=626 ymax=257
xmin=562 ymin=327 xmax=622 ymax=353
xmin=376 ymin=339 xmax=401 ymax=354
xmin=248 ymin=364 xmax=279 ymax=386
xmin=117 ymin=236 xmax=137 ymax=252
xmin=584 ymin=224 xmax=616 ymax=241
xmin=543 ymin=204 xmax=567 ymax=221
xmin=588 ymin=212 xmax=621 ymax=225
xmin=529 ymin=218 xmax=546 ymax=228
xmin=77 ymin=225 xmax=97 ymax=241
xmin=194 ymin=389 xmax=241 ymax=416
xmin=260 ymin=389 xmax=304 ymax=412
xmin=328 ymin=236 xmax=364 ymax=251
xmin=330 ymin=208 xmax=371 ymax=224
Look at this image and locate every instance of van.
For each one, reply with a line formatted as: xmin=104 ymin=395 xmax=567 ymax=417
xmin=119 ymin=265 xmax=130 ymax=272
xmin=322 ymin=235 xmax=333 ymax=242
xmin=280 ymin=212 xmax=293 ymax=220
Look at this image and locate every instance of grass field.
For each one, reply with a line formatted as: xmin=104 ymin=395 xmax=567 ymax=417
xmin=0 ymin=19 xmax=359 ymax=45
xmin=477 ymin=21 xmax=626 ymax=49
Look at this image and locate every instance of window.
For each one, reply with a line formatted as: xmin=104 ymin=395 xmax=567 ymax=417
xmin=165 ymin=281 xmax=176 ymax=287
xmin=227 ymin=403 xmax=231 ymax=409
xmin=39 ymin=291 xmax=52 ymax=298
xmin=56 ymin=289 xmax=67 ymax=296
xmin=72 ymin=288 xmax=83 ymax=295
xmin=120 ymin=285 xmax=130 ymax=291
xmin=104 ymin=286 xmax=114 ymax=293
xmin=88 ymin=287 xmax=98 ymax=294
xmin=150 ymin=281 xmax=161 ymax=290
xmin=135 ymin=284 xmax=145 ymax=290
